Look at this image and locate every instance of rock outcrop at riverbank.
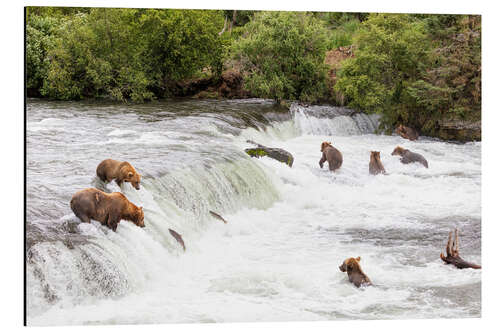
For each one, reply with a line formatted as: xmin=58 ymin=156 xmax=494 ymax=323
xmin=435 ymin=120 xmax=481 ymax=142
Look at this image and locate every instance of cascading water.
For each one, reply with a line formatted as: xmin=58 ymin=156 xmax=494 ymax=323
xmin=290 ymin=103 xmax=381 ymax=136
xmin=26 ymin=99 xmax=480 ymax=325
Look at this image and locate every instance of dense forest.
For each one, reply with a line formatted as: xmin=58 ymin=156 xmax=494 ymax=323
xmin=26 ymin=8 xmax=481 ymax=138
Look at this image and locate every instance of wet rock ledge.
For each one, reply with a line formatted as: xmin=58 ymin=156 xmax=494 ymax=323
xmin=436 ymin=120 xmax=481 ymax=142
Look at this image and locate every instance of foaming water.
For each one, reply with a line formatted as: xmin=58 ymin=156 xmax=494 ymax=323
xmin=26 ymin=99 xmax=480 ymax=325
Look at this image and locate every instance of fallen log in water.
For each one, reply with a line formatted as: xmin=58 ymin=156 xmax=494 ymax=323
xmin=169 ymin=229 xmax=186 ymax=251
xmin=209 ymin=210 xmax=228 ymax=224
xmin=245 ymin=140 xmax=294 ymax=167
xmin=440 ymin=229 xmax=481 ymax=269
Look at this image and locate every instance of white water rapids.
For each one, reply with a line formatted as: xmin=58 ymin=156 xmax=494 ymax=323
xmin=26 ymin=99 xmax=481 ymax=325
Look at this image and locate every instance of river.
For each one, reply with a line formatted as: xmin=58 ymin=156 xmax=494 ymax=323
xmin=26 ymin=99 xmax=481 ymax=325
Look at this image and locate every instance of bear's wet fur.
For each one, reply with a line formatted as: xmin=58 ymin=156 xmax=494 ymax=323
xmin=395 ymin=124 xmax=419 ymax=141
xmin=369 ymin=151 xmax=386 ymax=175
xmin=319 ymin=141 xmax=343 ymax=172
xmin=70 ymin=188 xmax=144 ymax=231
xmin=339 ymin=256 xmax=372 ymax=288
xmin=391 ymin=146 xmax=429 ymax=168
xmin=96 ymin=159 xmax=141 ymax=190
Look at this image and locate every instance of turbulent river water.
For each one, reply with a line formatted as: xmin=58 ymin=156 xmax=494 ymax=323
xmin=26 ymin=99 xmax=481 ymax=325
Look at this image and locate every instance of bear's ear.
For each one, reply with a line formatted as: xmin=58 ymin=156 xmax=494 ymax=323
xmin=356 ymin=256 xmax=361 ymax=261
xmin=127 ymin=171 xmax=133 ymax=178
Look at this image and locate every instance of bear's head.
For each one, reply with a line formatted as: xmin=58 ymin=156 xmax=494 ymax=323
xmin=133 ymin=206 xmax=145 ymax=227
xmin=391 ymin=146 xmax=406 ymax=156
xmin=395 ymin=124 xmax=405 ymax=135
xmin=339 ymin=256 xmax=361 ymax=272
xmin=126 ymin=171 xmax=141 ymax=190
xmin=321 ymin=141 xmax=332 ymax=152
xmin=370 ymin=151 xmax=380 ymax=159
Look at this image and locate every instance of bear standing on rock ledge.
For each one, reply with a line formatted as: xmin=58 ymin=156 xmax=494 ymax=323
xmin=96 ymin=159 xmax=141 ymax=190
xmin=319 ymin=141 xmax=343 ymax=172
xmin=70 ymin=188 xmax=145 ymax=231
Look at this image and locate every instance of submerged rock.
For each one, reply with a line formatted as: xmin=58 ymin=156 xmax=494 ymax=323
xmin=245 ymin=140 xmax=294 ymax=167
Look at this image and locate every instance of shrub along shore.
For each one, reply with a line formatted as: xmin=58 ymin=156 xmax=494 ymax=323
xmin=26 ymin=8 xmax=481 ymax=141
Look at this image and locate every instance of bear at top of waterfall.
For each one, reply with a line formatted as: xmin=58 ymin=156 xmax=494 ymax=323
xmin=70 ymin=188 xmax=144 ymax=232
xmin=391 ymin=146 xmax=429 ymax=168
xmin=369 ymin=151 xmax=386 ymax=175
xmin=96 ymin=159 xmax=141 ymax=190
xmin=339 ymin=256 xmax=372 ymax=288
xmin=319 ymin=141 xmax=343 ymax=172
xmin=395 ymin=124 xmax=419 ymax=141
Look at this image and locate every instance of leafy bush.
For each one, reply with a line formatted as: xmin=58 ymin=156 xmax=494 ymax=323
xmin=26 ymin=15 xmax=60 ymax=96
xmin=231 ymin=11 xmax=330 ymax=102
xmin=335 ymin=13 xmax=481 ymax=133
xmin=138 ymin=9 xmax=225 ymax=96
xmin=335 ymin=14 xmax=432 ymax=129
xmin=41 ymin=9 xmax=154 ymax=101
xmin=31 ymin=8 xmax=225 ymax=101
xmin=327 ymin=19 xmax=361 ymax=49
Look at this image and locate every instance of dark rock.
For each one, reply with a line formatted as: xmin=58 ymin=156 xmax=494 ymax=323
xmin=437 ymin=120 xmax=481 ymax=142
xmin=245 ymin=140 xmax=294 ymax=167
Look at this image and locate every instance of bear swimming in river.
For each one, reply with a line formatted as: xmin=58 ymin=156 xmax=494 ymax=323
xmin=339 ymin=256 xmax=372 ymax=288
xmin=70 ymin=188 xmax=144 ymax=231
xmin=395 ymin=124 xmax=419 ymax=141
xmin=369 ymin=151 xmax=386 ymax=175
xmin=319 ymin=141 xmax=343 ymax=172
xmin=391 ymin=146 xmax=429 ymax=168
xmin=96 ymin=159 xmax=141 ymax=190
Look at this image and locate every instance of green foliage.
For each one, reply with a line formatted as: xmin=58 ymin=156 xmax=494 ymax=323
xmin=29 ymin=7 xmax=224 ymax=101
xmin=26 ymin=15 xmax=60 ymax=96
xmin=335 ymin=13 xmax=481 ymax=133
xmin=231 ymin=11 xmax=329 ymax=102
xmin=335 ymin=14 xmax=433 ymax=128
xmin=41 ymin=9 xmax=153 ymax=101
xmin=26 ymin=6 xmax=481 ymax=127
xmin=138 ymin=9 xmax=224 ymax=96
xmin=327 ymin=19 xmax=361 ymax=49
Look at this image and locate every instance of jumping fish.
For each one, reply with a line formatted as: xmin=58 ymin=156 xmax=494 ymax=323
xmin=209 ymin=210 xmax=228 ymax=224
xmin=168 ymin=229 xmax=186 ymax=251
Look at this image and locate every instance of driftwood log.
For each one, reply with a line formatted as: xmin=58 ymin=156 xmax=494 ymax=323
xmin=245 ymin=140 xmax=294 ymax=167
xmin=440 ymin=229 xmax=481 ymax=269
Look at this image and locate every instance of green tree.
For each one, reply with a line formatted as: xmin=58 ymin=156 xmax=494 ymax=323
xmin=42 ymin=9 xmax=153 ymax=101
xmin=26 ymin=14 xmax=61 ymax=96
xmin=335 ymin=14 xmax=431 ymax=130
xmin=231 ymin=11 xmax=330 ymax=102
xmin=137 ymin=9 xmax=225 ymax=97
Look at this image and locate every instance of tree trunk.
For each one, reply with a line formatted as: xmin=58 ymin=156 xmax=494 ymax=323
xmin=440 ymin=229 xmax=481 ymax=269
xmin=229 ymin=10 xmax=237 ymax=34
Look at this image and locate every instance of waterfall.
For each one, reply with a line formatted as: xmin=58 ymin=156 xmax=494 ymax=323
xmin=290 ymin=103 xmax=380 ymax=136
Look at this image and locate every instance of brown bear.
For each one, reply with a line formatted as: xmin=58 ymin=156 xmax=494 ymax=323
xmin=339 ymin=256 xmax=372 ymax=288
xmin=96 ymin=159 xmax=141 ymax=190
xmin=70 ymin=188 xmax=145 ymax=232
xmin=319 ymin=141 xmax=343 ymax=172
xmin=369 ymin=151 xmax=386 ymax=175
xmin=391 ymin=146 xmax=429 ymax=168
xmin=395 ymin=124 xmax=419 ymax=141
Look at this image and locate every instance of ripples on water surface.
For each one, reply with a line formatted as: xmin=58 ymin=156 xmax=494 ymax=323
xmin=26 ymin=99 xmax=481 ymax=325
